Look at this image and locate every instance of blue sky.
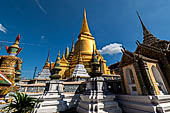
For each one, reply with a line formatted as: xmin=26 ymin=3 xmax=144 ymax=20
xmin=0 ymin=0 xmax=170 ymax=78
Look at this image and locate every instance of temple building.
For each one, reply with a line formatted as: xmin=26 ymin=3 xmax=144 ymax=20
xmin=19 ymin=11 xmax=170 ymax=113
xmin=110 ymin=12 xmax=170 ymax=96
xmin=48 ymin=9 xmax=110 ymax=79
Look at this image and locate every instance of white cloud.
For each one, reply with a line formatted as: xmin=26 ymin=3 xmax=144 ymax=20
xmin=0 ymin=24 xmax=7 ymax=33
xmin=34 ymin=0 xmax=47 ymax=14
xmin=41 ymin=35 xmax=45 ymax=40
xmin=98 ymin=43 xmax=122 ymax=55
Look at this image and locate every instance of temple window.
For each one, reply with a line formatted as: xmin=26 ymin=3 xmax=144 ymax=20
xmin=126 ymin=69 xmax=135 ymax=84
xmin=151 ymin=65 xmax=167 ymax=95
xmin=125 ymin=68 xmax=138 ymax=95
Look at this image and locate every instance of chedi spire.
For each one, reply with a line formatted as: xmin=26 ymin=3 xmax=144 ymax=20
xmin=79 ymin=8 xmax=92 ymax=36
xmin=137 ymin=11 xmax=159 ymax=45
xmin=43 ymin=50 xmax=50 ymax=69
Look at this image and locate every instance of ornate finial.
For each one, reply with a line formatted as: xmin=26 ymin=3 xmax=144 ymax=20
xmin=71 ymin=33 xmax=75 ymax=52
xmin=6 ymin=34 xmax=23 ymax=56
xmin=79 ymin=8 xmax=92 ymax=36
xmin=15 ymin=34 xmax=20 ymax=45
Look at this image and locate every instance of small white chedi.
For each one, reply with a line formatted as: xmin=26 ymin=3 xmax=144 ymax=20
xmin=72 ymin=64 xmax=90 ymax=80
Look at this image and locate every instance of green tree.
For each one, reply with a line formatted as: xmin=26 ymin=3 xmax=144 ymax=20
xmin=5 ymin=92 xmax=38 ymax=113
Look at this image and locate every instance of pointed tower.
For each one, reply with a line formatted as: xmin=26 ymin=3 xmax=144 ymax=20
xmin=71 ymin=33 xmax=75 ymax=53
xmin=6 ymin=34 xmax=22 ymax=56
xmin=43 ymin=50 xmax=50 ymax=69
xmin=69 ymin=8 xmax=110 ymax=77
xmin=36 ymin=50 xmax=51 ymax=79
xmin=65 ymin=46 xmax=69 ymax=60
xmin=50 ymin=51 xmax=62 ymax=80
xmin=137 ymin=12 xmax=159 ymax=45
xmin=74 ymin=8 xmax=96 ymax=56
xmin=61 ymin=51 xmax=66 ymax=61
xmin=59 ymin=51 xmax=69 ymax=78
xmin=67 ymin=33 xmax=75 ymax=63
xmin=60 ymin=51 xmax=69 ymax=65
xmin=54 ymin=50 xmax=60 ymax=67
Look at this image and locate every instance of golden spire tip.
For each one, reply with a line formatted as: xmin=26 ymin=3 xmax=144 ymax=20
xmin=80 ymin=8 xmax=92 ymax=36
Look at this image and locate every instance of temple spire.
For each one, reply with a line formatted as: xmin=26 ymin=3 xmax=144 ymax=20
xmin=62 ymin=51 xmax=66 ymax=59
xmin=65 ymin=46 xmax=69 ymax=59
xmin=136 ymin=11 xmax=151 ymax=37
xmin=54 ymin=50 xmax=60 ymax=68
xmin=80 ymin=8 xmax=92 ymax=36
xmin=47 ymin=49 xmax=50 ymax=62
xmin=43 ymin=49 xmax=50 ymax=69
xmin=137 ymin=11 xmax=159 ymax=45
xmin=71 ymin=33 xmax=75 ymax=52
xmin=56 ymin=50 xmax=60 ymax=62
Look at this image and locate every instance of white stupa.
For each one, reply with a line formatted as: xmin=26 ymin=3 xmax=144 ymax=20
xmin=35 ymin=69 xmax=51 ymax=79
xmin=72 ymin=64 xmax=90 ymax=80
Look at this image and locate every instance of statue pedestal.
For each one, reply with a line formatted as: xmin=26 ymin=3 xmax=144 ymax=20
xmin=35 ymin=80 xmax=68 ymax=113
xmin=77 ymin=76 xmax=122 ymax=113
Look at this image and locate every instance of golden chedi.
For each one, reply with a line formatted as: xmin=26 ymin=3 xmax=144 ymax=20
xmin=49 ymin=9 xmax=110 ymax=79
xmin=69 ymin=9 xmax=110 ymax=77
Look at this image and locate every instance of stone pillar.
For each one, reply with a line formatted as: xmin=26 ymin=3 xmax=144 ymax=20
xmin=139 ymin=60 xmax=156 ymax=95
xmin=133 ymin=62 xmax=148 ymax=95
xmin=119 ymin=67 xmax=126 ymax=94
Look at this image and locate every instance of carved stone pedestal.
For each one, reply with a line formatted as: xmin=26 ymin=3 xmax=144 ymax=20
xmin=34 ymin=80 xmax=68 ymax=113
xmin=77 ymin=77 xmax=122 ymax=113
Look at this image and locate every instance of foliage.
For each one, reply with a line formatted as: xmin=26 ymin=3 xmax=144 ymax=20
xmin=4 ymin=92 xmax=38 ymax=113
